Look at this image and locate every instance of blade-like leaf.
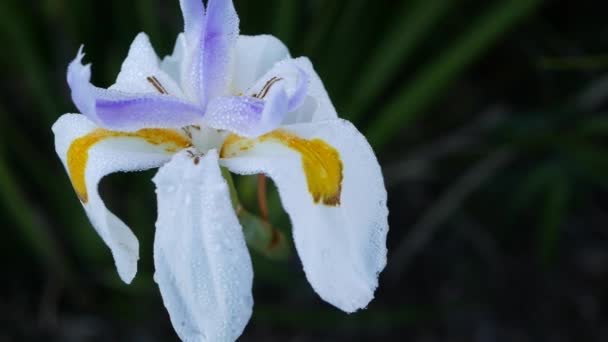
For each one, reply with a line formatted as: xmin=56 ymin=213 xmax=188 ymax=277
xmin=367 ymin=0 xmax=543 ymax=150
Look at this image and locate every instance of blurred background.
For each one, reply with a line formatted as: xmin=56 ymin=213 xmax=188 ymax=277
xmin=0 ymin=0 xmax=607 ymax=340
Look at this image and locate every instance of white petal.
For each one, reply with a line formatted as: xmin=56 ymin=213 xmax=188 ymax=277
xmin=153 ymin=149 xmax=253 ymax=342
xmin=232 ymin=34 xmax=290 ymax=94
xmin=221 ymin=119 xmax=388 ymax=312
xmin=245 ymin=58 xmax=308 ymax=112
xmin=281 ymin=57 xmax=338 ymax=124
xmin=161 ymin=33 xmax=187 ymax=85
xmin=52 ymin=114 xmax=191 ymax=283
xmin=110 ymin=33 xmax=185 ymax=98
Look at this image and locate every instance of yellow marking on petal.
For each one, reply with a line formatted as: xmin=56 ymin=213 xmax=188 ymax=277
xmin=221 ymin=130 xmax=343 ymax=206
xmin=67 ymin=128 xmax=192 ymax=203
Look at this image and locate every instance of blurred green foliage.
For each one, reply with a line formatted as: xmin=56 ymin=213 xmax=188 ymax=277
xmin=0 ymin=0 xmax=607 ymax=340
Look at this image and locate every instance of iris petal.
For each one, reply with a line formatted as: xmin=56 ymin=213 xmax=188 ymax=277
xmin=232 ymin=34 xmax=291 ymax=94
xmin=52 ymin=114 xmax=191 ymax=283
xmin=67 ymin=47 xmax=204 ymax=131
xmin=204 ymin=59 xmax=309 ymax=137
xmin=200 ymin=0 xmax=240 ymax=105
xmin=204 ymin=84 xmax=288 ymax=138
xmin=154 ymin=149 xmax=253 ymax=342
xmin=221 ymin=119 xmax=389 ymax=313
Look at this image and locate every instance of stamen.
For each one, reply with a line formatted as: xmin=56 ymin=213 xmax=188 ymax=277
xmin=147 ymin=76 xmax=168 ymax=94
xmin=182 ymin=127 xmax=193 ymax=139
xmin=252 ymin=77 xmax=273 ymax=98
xmin=257 ymin=174 xmax=269 ymax=222
xmin=185 ymin=149 xmax=204 ymax=165
xmin=259 ymin=77 xmax=283 ymax=99
xmin=253 ymin=77 xmax=283 ymax=99
xmin=181 ymin=125 xmax=201 ymax=140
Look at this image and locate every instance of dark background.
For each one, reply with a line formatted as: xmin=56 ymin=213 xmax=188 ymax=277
xmin=1 ymin=0 xmax=607 ymax=341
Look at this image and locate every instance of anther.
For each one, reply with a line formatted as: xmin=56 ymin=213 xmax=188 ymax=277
xmin=147 ymin=76 xmax=168 ymax=94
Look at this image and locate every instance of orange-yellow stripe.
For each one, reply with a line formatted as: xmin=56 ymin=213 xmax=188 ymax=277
xmin=67 ymin=128 xmax=192 ymax=203
xmin=221 ymin=130 xmax=343 ymax=206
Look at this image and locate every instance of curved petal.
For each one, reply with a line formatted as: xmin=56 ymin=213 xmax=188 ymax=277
xmin=153 ymin=149 xmax=253 ymax=342
xmin=232 ymin=34 xmax=290 ymax=94
xmin=220 ymin=119 xmax=388 ymax=312
xmin=204 ymin=84 xmax=288 ymax=138
xmin=111 ymin=33 xmax=184 ymax=97
xmin=203 ymin=59 xmax=308 ymax=137
xmin=67 ymin=47 xmax=204 ymax=131
xmin=281 ymin=57 xmax=338 ymax=124
xmin=246 ymin=58 xmax=308 ymax=112
xmin=52 ymin=114 xmax=192 ymax=283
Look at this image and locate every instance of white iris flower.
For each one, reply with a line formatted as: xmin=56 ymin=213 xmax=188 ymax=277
xmin=52 ymin=0 xmax=389 ymax=340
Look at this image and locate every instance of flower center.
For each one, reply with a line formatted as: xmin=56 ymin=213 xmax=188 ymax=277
xmin=185 ymin=125 xmax=228 ymax=156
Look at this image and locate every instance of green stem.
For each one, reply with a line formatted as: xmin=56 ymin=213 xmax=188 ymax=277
xmin=239 ymin=209 xmax=290 ymax=260
xmin=221 ymin=168 xmax=289 ymax=260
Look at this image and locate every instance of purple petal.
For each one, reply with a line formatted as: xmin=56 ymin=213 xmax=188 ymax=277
xmin=200 ymin=0 xmax=240 ymax=105
xmin=179 ymin=0 xmax=205 ymax=38
xmin=246 ymin=59 xmax=309 ymax=113
xmin=203 ymin=60 xmax=310 ymax=137
xmin=67 ymin=47 xmax=204 ymax=131
xmin=179 ymin=0 xmax=239 ymax=107
xmin=204 ymin=85 xmax=289 ymax=138
xmin=287 ymin=66 xmax=309 ymax=112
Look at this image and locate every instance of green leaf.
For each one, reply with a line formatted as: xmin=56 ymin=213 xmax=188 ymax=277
xmin=576 ymin=116 xmax=608 ymax=137
xmin=346 ymin=0 xmax=455 ymax=122
xmin=273 ymin=0 xmax=298 ymax=47
xmin=137 ymin=0 xmax=160 ymax=45
xmin=561 ymin=141 xmax=608 ymax=187
xmin=366 ymin=0 xmax=544 ymax=150
xmin=0 ymin=151 xmax=74 ymax=281
xmin=539 ymin=173 xmax=569 ymax=266
xmin=0 ymin=1 xmax=60 ymax=124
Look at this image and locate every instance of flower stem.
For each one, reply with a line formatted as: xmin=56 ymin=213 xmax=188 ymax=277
xmin=221 ymin=168 xmax=289 ymax=260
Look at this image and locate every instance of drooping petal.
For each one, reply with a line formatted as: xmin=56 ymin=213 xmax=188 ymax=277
xmin=67 ymin=47 xmax=204 ymax=131
xmin=281 ymin=58 xmax=338 ymax=124
xmin=52 ymin=114 xmax=192 ymax=283
xmin=111 ymin=33 xmax=184 ymax=97
xmin=153 ymin=149 xmax=253 ymax=342
xmin=220 ymin=119 xmax=388 ymax=313
xmin=232 ymin=34 xmax=290 ymax=94
xmin=203 ymin=59 xmax=308 ymax=137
